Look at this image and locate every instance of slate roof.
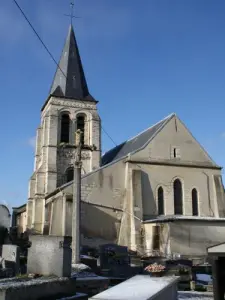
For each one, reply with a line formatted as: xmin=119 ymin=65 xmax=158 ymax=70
xmin=49 ymin=25 xmax=95 ymax=101
xmin=101 ymin=113 xmax=174 ymax=166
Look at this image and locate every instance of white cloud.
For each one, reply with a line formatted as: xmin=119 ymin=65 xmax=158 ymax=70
xmin=221 ymin=132 xmax=225 ymax=139
xmin=28 ymin=136 xmax=36 ymax=148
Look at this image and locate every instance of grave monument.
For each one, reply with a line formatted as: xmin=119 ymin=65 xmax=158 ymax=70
xmin=99 ymin=244 xmax=131 ymax=278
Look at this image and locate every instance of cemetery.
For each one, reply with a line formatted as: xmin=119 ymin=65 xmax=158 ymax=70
xmin=0 ymin=224 xmax=218 ymax=300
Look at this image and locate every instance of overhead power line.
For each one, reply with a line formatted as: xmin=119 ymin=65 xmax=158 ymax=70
xmin=13 ymin=0 xmax=60 ymax=73
xmin=12 ymin=0 xmax=118 ymax=148
xmin=12 ymin=0 xmax=146 ymax=173
xmin=13 ymin=1 xmax=156 ymax=235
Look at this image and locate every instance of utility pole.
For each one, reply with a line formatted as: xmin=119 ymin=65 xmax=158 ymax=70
xmin=72 ymin=129 xmax=82 ymax=264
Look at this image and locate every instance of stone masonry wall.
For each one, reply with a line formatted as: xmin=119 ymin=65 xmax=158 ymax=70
xmin=134 ymin=115 xmax=219 ymax=166
xmin=27 ymin=96 xmax=101 ymax=232
xmin=130 ymin=115 xmax=223 ymax=218
xmin=55 ymin=160 xmax=127 ymax=244
xmin=131 ymin=163 xmax=220 ymax=219
xmin=169 ymin=221 xmax=225 ymax=256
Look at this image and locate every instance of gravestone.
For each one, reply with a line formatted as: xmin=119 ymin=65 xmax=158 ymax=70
xmin=2 ymin=244 xmax=20 ymax=276
xmin=27 ymin=235 xmax=72 ymax=277
xmin=99 ymin=244 xmax=131 ymax=278
xmin=90 ymin=275 xmax=180 ymax=300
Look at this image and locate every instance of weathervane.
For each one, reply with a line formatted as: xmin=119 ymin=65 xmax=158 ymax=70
xmin=64 ymin=0 xmax=80 ymax=24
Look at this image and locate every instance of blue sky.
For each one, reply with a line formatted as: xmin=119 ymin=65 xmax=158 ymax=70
xmin=0 ymin=0 xmax=225 ymax=208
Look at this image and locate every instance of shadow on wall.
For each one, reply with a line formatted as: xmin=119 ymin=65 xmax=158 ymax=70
xmin=141 ymin=171 xmax=157 ymax=220
xmin=170 ymin=222 xmax=225 ymax=256
xmin=81 ymin=202 xmax=121 ymax=243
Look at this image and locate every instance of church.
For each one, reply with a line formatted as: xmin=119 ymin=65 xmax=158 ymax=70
xmin=14 ymin=24 xmax=225 ymax=259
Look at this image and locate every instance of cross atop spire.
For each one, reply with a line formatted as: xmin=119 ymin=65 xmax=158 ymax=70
xmin=64 ymin=0 xmax=77 ymax=25
xmin=48 ymin=25 xmax=96 ymax=102
xmin=69 ymin=0 xmax=75 ymax=24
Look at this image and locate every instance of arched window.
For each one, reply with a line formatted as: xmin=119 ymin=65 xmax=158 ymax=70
xmin=192 ymin=188 xmax=199 ymax=216
xmin=60 ymin=114 xmax=70 ymax=143
xmin=174 ymin=179 xmax=183 ymax=215
xmin=66 ymin=167 xmax=74 ymax=183
xmin=76 ymin=114 xmax=85 ymax=145
xmin=157 ymin=187 xmax=164 ymax=215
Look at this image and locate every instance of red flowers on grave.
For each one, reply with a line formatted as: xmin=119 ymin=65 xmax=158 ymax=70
xmin=145 ymin=263 xmax=165 ymax=273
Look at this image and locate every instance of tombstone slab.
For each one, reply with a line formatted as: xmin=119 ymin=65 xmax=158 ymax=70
xmin=27 ymin=235 xmax=72 ymax=277
xmin=0 ymin=276 xmax=78 ymax=300
xmin=90 ymin=275 xmax=180 ymax=300
xmin=2 ymin=245 xmax=20 ymax=276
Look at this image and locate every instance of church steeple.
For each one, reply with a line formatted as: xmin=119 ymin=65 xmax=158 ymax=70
xmin=49 ymin=25 xmax=95 ymax=101
xmin=27 ymin=6 xmax=101 ymax=234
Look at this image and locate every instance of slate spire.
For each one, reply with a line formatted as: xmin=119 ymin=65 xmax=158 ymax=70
xmin=49 ymin=25 xmax=95 ymax=101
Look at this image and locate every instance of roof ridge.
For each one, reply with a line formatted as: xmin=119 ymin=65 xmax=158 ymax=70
xmin=101 ymin=113 xmax=175 ymax=166
xmin=176 ymin=115 xmax=220 ymax=168
xmin=126 ymin=113 xmax=175 ymax=143
xmin=138 ymin=112 xmax=175 ymax=147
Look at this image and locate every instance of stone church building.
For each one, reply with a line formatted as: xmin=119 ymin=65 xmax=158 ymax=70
xmin=15 ymin=25 xmax=225 ymax=258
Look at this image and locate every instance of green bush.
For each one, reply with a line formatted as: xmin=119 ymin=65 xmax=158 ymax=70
xmin=195 ymin=285 xmax=207 ymax=292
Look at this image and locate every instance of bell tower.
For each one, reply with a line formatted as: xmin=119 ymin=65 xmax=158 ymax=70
xmin=26 ymin=25 xmax=101 ymax=233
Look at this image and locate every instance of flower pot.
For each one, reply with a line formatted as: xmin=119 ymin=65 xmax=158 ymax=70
xmin=149 ymin=271 xmax=165 ymax=277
